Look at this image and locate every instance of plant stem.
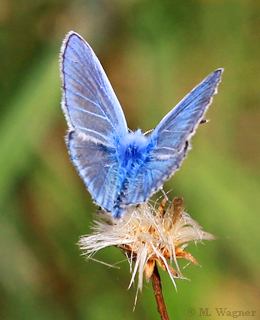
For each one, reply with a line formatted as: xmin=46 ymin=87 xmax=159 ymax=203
xmin=151 ymin=263 xmax=170 ymax=320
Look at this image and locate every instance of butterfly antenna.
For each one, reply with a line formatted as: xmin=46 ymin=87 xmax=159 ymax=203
xmin=144 ymin=128 xmax=154 ymax=136
xmin=200 ymin=119 xmax=210 ymax=124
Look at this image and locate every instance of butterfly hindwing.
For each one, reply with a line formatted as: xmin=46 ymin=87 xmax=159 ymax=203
xmin=68 ymin=131 xmax=119 ymax=212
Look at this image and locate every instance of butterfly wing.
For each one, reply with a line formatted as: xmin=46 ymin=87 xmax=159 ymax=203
xmin=60 ymin=31 xmax=128 ymax=212
xmin=150 ymin=69 xmax=223 ymax=157
xmin=118 ymin=69 xmax=223 ymax=207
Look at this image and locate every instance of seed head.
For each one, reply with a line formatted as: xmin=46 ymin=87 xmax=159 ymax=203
xmin=79 ymin=197 xmax=215 ymax=298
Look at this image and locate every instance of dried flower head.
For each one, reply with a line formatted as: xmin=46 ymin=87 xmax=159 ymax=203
xmin=79 ymin=197 xmax=215 ymax=299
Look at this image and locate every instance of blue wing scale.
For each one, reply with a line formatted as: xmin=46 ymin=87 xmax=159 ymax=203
xmin=68 ymin=131 xmax=119 ymax=212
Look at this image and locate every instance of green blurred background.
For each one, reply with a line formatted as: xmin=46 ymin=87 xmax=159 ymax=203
xmin=1 ymin=1 xmax=260 ymax=319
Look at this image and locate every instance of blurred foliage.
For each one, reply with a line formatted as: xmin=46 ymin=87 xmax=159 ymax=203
xmin=1 ymin=1 xmax=260 ymax=319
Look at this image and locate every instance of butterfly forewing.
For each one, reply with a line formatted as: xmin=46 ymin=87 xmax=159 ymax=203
xmin=149 ymin=69 xmax=223 ymax=158
xmin=61 ymin=32 xmax=128 ymax=145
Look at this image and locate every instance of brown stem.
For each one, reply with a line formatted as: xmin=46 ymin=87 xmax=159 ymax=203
xmin=151 ymin=263 xmax=170 ymax=320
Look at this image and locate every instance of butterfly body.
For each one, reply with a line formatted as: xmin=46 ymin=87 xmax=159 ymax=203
xmin=60 ymin=31 xmax=223 ymax=218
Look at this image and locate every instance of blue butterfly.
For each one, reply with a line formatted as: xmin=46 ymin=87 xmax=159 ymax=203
xmin=60 ymin=31 xmax=223 ymax=219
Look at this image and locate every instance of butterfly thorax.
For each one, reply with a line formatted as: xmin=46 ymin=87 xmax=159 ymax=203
xmin=117 ymin=130 xmax=149 ymax=190
xmin=118 ymin=129 xmax=148 ymax=169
